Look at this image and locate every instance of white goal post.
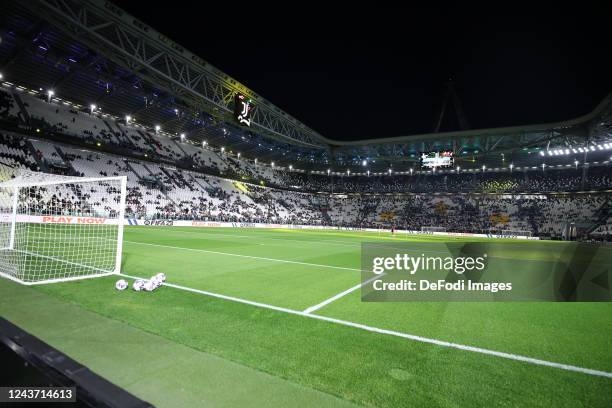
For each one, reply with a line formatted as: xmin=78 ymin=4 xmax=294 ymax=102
xmin=489 ymin=229 xmax=533 ymax=238
xmin=0 ymin=171 xmax=127 ymax=285
xmin=421 ymin=226 xmax=447 ymax=233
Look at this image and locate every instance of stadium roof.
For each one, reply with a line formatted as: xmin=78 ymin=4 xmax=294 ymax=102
xmin=1 ymin=0 xmax=611 ymax=173
xmin=331 ymin=91 xmax=612 ymax=164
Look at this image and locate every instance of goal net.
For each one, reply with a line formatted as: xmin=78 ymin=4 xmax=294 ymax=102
xmin=489 ymin=229 xmax=533 ymax=238
xmin=421 ymin=226 xmax=446 ymax=233
xmin=0 ymin=171 xmax=127 ymax=285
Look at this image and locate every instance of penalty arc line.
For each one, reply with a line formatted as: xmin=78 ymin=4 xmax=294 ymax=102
xmin=119 ymin=272 xmax=612 ymax=379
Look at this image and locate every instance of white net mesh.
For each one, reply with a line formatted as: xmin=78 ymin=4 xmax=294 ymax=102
xmin=491 ymin=229 xmax=533 ymax=237
xmin=0 ymin=171 xmax=126 ymax=284
xmin=421 ymin=226 xmax=447 ymax=233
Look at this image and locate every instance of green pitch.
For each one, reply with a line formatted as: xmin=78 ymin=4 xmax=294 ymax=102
xmin=1 ymin=227 xmax=611 ymax=407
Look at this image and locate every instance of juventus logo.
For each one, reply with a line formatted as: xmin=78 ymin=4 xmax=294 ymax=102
xmin=235 ymin=94 xmax=253 ymax=126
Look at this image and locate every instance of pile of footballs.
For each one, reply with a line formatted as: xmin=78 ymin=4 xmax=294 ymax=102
xmin=115 ymin=273 xmax=166 ymax=292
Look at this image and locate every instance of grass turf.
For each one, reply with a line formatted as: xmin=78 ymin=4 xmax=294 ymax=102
xmin=0 ymin=279 xmax=356 ymax=407
xmin=1 ymin=226 xmax=611 ymax=407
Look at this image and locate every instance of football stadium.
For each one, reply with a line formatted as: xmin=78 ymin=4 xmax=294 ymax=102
xmin=0 ymin=1 xmax=611 ymax=407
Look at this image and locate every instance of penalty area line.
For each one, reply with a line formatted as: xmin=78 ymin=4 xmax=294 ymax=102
xmin=303 ymin=273 xmax=383 ymax=314
xmin=118 ymin=272 xmax=612 ymax=379
xmin=123 ymin=240 xmax=363 ymax=273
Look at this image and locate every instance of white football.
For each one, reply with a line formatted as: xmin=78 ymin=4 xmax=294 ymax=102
xmin=143 ymin=280 xmax=157 ymax=292
xmin=115 ymin=279 xmax=128 ymax=291
xmin=132 ymin=279 xmax=146 ymax=291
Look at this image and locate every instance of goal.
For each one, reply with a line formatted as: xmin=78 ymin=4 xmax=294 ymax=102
xmin=0 ymin=171 xmax=127 ymax=285
xmin=489 ymin=229 xmax=533 ymax=238
xmin=421 ymin=226 xmax=446 ymax=233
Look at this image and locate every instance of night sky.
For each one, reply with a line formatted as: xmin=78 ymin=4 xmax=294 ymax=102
xmin=115 ymin=3 xmax=611 ymax=142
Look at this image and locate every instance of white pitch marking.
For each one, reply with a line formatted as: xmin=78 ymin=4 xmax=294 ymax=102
xmin=139 ymin=228 xmax=360 ymax=248
xmin=118 ymin=272 xmax=612 ymax=379
xmin=303 ymin=273 xmax=382 ymax=314
xmin=124 ymin=240 xmax=363 ymax=273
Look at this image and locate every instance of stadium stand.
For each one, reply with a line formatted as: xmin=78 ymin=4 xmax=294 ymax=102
xmin=4 ymin=91 xmax=610 ymax=193
xmin=0 ymin=130 xmax=609 ymax=240
xmin=0 ymin=82 xmax=609 ymax=241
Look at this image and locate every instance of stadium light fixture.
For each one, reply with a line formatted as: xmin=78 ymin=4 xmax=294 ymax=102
xmin=202 ymin=140 xmax=207 ymax=146
xmin=289 ymin=165 xmax=293 ymax=170
xmin=482 ymin=165 xmax=486 ymax=171
xmin=539 ymin=151 xmax=545 ymax=156
xmin=575 ymin=160 xmax=579 ymax=168
xmin=542 ymin=163 xmax=546 ymax=170
xmin=509 ymin=163 xmax=514 ymax=172
xmin=362 ymin=160 xmax=367 ymax=166
xmin=572 ymin=148 xmax=577 ymax=153
xmin=597 ymin=145 xmax=603 ymax=150
xmin=154 ymin=125 xmax=161 ymax=133
xmin=237 ymin=152 xmax=241 ymax=158
xmin=410 ymin=168 xmax=413 ymax=174
xmin=0 ymin=73 xmax=3 ymax=79
xmin=456 ymin=166 xmax=460 ymax=172
xmin=221 ymin=147 xmax=225 ymax=152
xmin=180 ymin=133 xmax=185 ymax=141
xmin=90 ymin=104 xmax=97 ymax=113
xmin=47 ymin=89 xmax=54 ymax=102
xmin=367 ymin=170 xmax=370 ymax=176
xmin=125 ymin=115 xmax=132 ymax=123
xmin=327 ymin=169 xmax=331 ymax=175
xmin=590 ymin=146 xmax=595 ymax=151
xmin=254 ymin=158 xmax=257 ymax=164
xmin=388 ymin=168 xmax=392 ymax=174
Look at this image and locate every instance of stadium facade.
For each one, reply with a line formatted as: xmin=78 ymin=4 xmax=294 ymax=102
xmin=0 ymin=0 xmax=610 ymax=241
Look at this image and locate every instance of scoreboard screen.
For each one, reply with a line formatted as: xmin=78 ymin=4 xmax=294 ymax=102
xmin=234 ymin=93 xmax=253 ymax=127
xmin=420 ymin=151 xmax=454 ymax=168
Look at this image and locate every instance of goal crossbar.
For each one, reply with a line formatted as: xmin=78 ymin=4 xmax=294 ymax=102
xmin=0 ymin=173 xmax=126 ymax=188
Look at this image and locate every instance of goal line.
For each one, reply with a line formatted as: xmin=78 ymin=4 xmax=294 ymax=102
xmin=118 ymin=272 xmax=612 ymax=379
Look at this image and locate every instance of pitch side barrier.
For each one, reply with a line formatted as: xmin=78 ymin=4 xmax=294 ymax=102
xmin=0 ymin=215 xmax=538 ymax=240
xmin=124 ymin=218 xmax=540 ymax=240
xmin=0 ymin=214 xmax=121 ymax=225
